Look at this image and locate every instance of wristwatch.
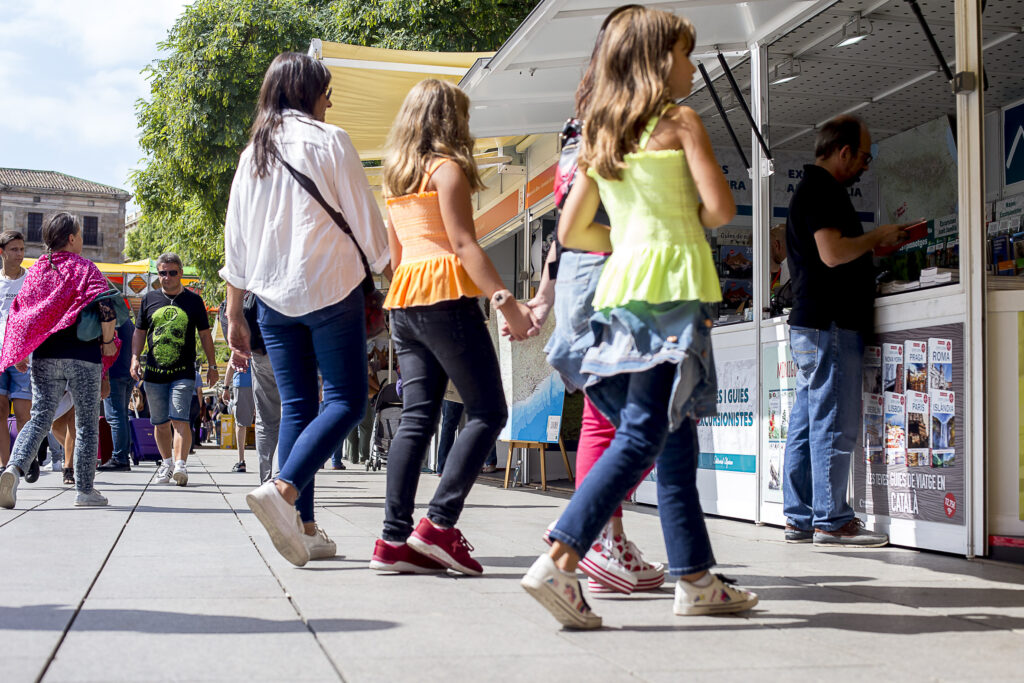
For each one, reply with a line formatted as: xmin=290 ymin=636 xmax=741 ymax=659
xmin=490 ymin=289 xmax=513 ymax=309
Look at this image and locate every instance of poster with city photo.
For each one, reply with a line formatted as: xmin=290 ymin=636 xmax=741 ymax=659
xmin=760 ymin=343 xmax=797 ymax=505
xmin=854 ymin=323 xmax=965 ymax=526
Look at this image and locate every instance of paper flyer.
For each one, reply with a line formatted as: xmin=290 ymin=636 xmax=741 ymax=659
xmin=863 ymin=393 xmax=884 ymax=464
xmin=928 ymin=338 xmax=953 ymax=391
xmin=883 ymin=343 xmax=904 ymax=394
xmin=905 ymin=340 xmax=928 ymax=393
xmin=930 ymin=389 xmax=956 ymax=467
xmin=905 ymin=390 xmax=930 ymax=467
xmin=863 ymin=345 xmax=883 ymax=394
xmin=884 ymin=391 xmax=907 ymax=466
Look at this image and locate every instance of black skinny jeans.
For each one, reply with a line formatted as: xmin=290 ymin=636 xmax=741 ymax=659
xmin=383 ymin=297 xmax=508 ymax=542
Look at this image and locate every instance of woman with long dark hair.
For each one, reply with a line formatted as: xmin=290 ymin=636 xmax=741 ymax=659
xmin=221 ymin=52 xmax=390 ymax=566
xmin=0 ymin=213 xmax=126 ymax=508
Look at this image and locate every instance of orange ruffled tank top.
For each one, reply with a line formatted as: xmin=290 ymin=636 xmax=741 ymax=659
xmin=383 ymin=158 xmax=483 ymax=309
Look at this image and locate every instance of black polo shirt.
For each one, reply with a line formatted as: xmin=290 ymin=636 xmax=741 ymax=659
xmin=786 ymin=164 xmax=875 ymax=335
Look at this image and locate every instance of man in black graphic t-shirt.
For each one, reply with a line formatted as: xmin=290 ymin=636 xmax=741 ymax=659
xmin=131 ymin=253 xmax=218 ymax=487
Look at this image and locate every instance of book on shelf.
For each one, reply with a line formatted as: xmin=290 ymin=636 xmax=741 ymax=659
xmin=883 ymin=343 xmax=904 ymax=394
xmin=929 ymin=390 xmax=955 ymax=468
xmin=905 ymin=390 xmax=930 ymax=467
xmin=884 ymin=391 xmax=906 ymax=466
xmin=904 ymin=340 xmax=928 ymax=393
xmin=928 ymin=338 xmax=953 ymax=392
xmin=863 ymin=393 xmax=884 ymax=464
xmin=863 ymin=346 xmax=882 ymax=395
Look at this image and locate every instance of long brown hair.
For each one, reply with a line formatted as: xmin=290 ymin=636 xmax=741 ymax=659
xmin=249 ymin=52 xmax=331 ymax=177
xmin=579 ymin=6 xmax=696 ymax=180
xmin=383 ymin=79 xmax=483 ymax=198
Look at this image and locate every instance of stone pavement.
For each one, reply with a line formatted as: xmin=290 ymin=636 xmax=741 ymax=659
xmin=3 ymin=446 xmax=1024 ymax=683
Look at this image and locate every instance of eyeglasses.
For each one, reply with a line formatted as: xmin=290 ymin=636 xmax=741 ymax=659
xmin=858 ymin=150 xmax=873 ymax=165
xmin=325 ymin=86 xmax=332 ymax=99
xmin=158 ymin=269 xmax=179 ymax=277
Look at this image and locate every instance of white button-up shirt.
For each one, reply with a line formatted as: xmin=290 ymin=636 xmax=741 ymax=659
xmin=220 ymin=111 xmax=389 ymax=317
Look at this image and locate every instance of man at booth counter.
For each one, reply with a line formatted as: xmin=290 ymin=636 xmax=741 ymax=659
xmin=782 ymin=115 xmax=909 ymax=548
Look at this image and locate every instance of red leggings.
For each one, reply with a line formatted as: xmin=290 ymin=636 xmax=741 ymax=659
xmin=575 ymin=396 xmax=654 ymax=518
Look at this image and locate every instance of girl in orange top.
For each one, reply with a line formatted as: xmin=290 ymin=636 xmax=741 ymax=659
xmin=370 ymin=79 xmax=536 ymax=576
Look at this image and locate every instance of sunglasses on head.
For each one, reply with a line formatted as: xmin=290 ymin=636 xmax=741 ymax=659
xmin=158 ymin=269 xmax=179 ymax=277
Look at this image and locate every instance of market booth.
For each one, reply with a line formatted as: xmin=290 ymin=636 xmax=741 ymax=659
xmin=461 ymin=0 xmax=1023 ymax=558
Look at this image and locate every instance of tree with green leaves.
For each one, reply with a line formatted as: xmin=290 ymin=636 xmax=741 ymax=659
xmin=129 ymin=0 xmax=537 ymax=298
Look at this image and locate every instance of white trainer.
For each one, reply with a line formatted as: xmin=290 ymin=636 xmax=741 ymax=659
xmin=172 ymin=460 xmax=188 ymax=487
xmin=245 ymin=481 xmax=309 ymax=567
xmin=674 ymin=573 xmax=759 ymax=616
xmin=521 ymin=554 xmax=602 ymax=630
xmin=155 ymin=461 xmax=172 ymax=484
xmin=302 ymin=524 xmax=337 ymax=560
xmin=0 ymin=467 xmax=19 ymax=509
xmin=577 ymin=523 xmax=638 ymax=594
xmin=74 ymin=490 xmax=108 ymax=507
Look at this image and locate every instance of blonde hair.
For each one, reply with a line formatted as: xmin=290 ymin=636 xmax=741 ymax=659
xmin=580 ymin=6 xmax=696 ymax=180
xmin=383 ymin=79 xmax=484 ymax=197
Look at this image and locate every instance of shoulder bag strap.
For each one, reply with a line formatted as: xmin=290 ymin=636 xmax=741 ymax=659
xmin=276 ymin=154 xmax=372 ymax=280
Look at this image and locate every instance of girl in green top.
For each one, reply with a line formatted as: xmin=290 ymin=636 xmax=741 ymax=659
xmin=521 ymin=5 xmax=758 ymax=629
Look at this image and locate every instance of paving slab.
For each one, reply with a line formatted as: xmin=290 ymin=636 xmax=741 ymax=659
xmin=2 ymin=445 xmax=1023 ymax=682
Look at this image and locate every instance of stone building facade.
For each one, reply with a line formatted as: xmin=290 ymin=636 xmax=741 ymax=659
xmin=0 ymin=168 xmax=131 ymax=263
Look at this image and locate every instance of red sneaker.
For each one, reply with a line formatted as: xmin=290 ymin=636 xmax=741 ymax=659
xmin=369 ymin=539 xmax=446 ymax=574
xmin=407 ymin=518 xmax=483 ymax=576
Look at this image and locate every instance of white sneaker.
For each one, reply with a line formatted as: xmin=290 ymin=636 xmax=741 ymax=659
xmin=521 ymin=554 xmax=602 ymax=630
xmin=245 ymin=481 xmax=309 ymax=567
xmin=172 ymin=460 xmax=188 ymax=487
xmin=0 ymin=467 xmax=19 ymax=509
xmin=577 ymin=522 xmax=638 ymax=594
xmin=155 ymin=461 xmax=172 ymax=484
xmin=302 ymin=524 xmax=337 ymax=560
xmin=74 ymin=490 xmax=108 ymax=507
xmin=674 ymin=573 xmax=759 ymax=616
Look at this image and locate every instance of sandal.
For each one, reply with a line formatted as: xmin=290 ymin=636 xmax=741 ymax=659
xmin=62 ymin=467 xmax=75 ymax=487
xmin=231 ymin=461 xmax=246 ymax=473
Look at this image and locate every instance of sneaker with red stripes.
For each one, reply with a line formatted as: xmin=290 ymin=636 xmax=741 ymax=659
xmin=369 ymin=539 xmax=446 ymax=574
xmin=577 ymin=524 xmax=638 ymax=594
xmin=406 ymin=518 xmax=483 ymax=576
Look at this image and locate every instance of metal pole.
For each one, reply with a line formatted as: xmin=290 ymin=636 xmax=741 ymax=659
xmin=698 ymin=62 xmax=751 ymax=171
xmin=717 ymin=53 xmax=773 ymax=161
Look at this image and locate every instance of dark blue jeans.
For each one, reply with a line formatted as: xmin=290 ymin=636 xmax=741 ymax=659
xmin=549 ymin=362 xmax=714 ymax=576
xmin=257 ymin=289 xmax=367 ymax=523
xmin=104 ymin=376 xmax=134 ymax=465
xmin=436 ymin=399 xmax=497 ymax=474
xmin=383 ymin=298 xmax=507 ymax=542
xmin=783 ymin=324 xmax=864 ymax=532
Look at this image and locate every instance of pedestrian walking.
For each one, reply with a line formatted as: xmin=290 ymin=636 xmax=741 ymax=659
xmin=221 ymin=52 xmax=390 ymax=566
xmin=0 ymin=212 xmax=124 ymax=508
xmin=0 ymin=230 xmax=32 ymax=470
xmin=98 ymin=318 xmax=136 ymax=471
xmin=131 ymin=253 xmax=218 ymax=487
xmin=368 ymin=78 xmax=535 ymax=576
xmin=782 ymin=116 xmax=907 ymax=547
xmin=223 ymin=364 xmax=255 ymax=472
xmin=520 ymin=6 xmax=757 ymax=628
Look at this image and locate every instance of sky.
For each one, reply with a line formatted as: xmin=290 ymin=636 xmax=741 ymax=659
xmin=0 ymin=0 xmax=193 ymax=211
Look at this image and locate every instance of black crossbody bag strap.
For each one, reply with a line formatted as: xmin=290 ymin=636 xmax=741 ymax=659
xmin=276 ymin=154 xmax=373 ymax=280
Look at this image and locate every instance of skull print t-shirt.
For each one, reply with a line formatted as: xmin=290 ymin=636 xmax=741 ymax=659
xmin=138 ymin=288 xmax=210 ymax=384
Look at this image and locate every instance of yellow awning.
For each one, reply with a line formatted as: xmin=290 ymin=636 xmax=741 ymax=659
xmin=23 ymin=258 xmax=151 ymax=274
xmin=313 ymin=41 xmax=511 ymax=160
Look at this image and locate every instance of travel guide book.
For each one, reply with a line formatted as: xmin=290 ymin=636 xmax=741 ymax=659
xmin=905 ymin=390 xmax=930 ymax=467
xmin=930 ymin=390 xmax=956 ymax=467
xmin=904 ymin=340 xmax=928 ymax=393
xmin=863 ymin=346 xmax=883 ymax=395
xmin=883 ymin=343 xmax=904 ymax=394
xmin=928 ymin=338 xmax=953 ymax=392
xmin=863 ymin=393 xmax=884 ymax=464
xmin=884 ymin=391 xmax=906 ymax=466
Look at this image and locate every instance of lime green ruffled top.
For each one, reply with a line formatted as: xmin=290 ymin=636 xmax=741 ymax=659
xmin=587 ymin=106 xmax=722 ymax=309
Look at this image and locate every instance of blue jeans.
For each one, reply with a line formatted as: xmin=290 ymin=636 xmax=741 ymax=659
xmin=783 ymin=324 xmax=864 ymax=532
xmin=549 ymin=362 xmax=714 ymax=576
xmin=383 ymin=298 xmax=507 ymax=542
xmin=257 ymin=289 xmax=367 ymax=523
xmin=104 ymin=376 xmax=134 ymax=465
xmin=436 ymin=399 xmax=496 ymax=474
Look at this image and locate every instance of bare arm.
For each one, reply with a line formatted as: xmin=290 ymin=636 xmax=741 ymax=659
xmin=556 ymin=172 xmax=612 ymax=251
xmin=130 ymin=327 xmax=147 ymax=381
xmin=669 ymin=107 xmax=736 ymax=229
xmin=386 ymin=213 xmax=403 ymax=275
xmin=198 ymin=329 xmax=219 ymax=386
xmin=432 ymin=160 xmax=537 ymax=340
xmin=814 ymin=224 xmax=907 ymax=268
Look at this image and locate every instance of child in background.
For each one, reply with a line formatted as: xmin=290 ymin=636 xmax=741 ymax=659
xmin=521 ymin=6 xmax=758 ymax=628
xmin=371 ymin=79 xmax=536 ymax=575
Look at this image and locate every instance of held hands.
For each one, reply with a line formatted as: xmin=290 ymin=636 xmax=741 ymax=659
xmin=500 ymin=295 xmax=549 ymax=338
xmin=15 ymin=359 xmax=28 ymax=373
xmin=500 ymin=300 xmax=541 ymax=341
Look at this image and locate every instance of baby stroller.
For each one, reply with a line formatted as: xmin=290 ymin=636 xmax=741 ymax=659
xmin=367 ymin=382 xmax=402 ymax=472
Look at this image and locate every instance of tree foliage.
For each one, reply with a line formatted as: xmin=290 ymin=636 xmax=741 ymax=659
xmin=129 ymin=0 xmax=537 ymax=300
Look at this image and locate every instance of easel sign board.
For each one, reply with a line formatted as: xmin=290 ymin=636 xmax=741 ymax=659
xmin=501 ymin=372 xmax=566 ymax=444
